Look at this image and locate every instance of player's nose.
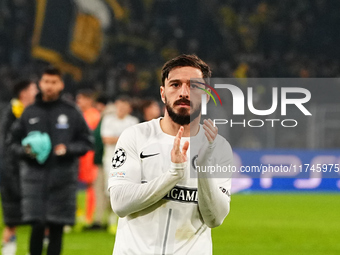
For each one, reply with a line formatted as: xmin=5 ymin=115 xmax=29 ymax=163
xmin=179 ymin=83 xmax=190 ymax=98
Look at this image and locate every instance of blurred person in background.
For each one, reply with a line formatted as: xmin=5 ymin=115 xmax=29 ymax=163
xmin=0 ymin=79 xmax=38 ymax=255
xmin=8 ymin=67 xmax=93 ymax=255
xmin=101 ymin=96 xmax=139 ymax=234
xmin=76 ymin=90 xmax=101 ymax=227
xmin=88 ymin=94 xmax=110 ymax=229
xmin=140 ymin=98 xmax=162 ymax=122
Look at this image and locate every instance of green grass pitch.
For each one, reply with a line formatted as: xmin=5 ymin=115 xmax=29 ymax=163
xmin=1 ymin=193 xmax=339 ymax=255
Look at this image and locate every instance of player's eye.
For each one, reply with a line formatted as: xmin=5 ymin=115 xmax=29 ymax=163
xmin=171 ymin=82 xmax=180 ymax=88
xmin=190 ymin=83 xmax=199 ymax=89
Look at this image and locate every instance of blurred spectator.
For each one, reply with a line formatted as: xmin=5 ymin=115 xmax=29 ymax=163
xmin=76 ymin=89 xmax=101 ymax=226
xmin=8 ymin=67 xmax=93 ymax=255
xmin=100 ymin=96 xmax=139 ymax=233
xmin=76 ymin=89 xmax=101 ymax=129
xmin=1 ymin=0 xmax=340 ymax=102
xmin=140 ymin=98 xmax=162 ymax=122
xmin=0 ymin=79 xmax=38 ymax=255
xmin=1 ymin=0 xmax=340 ymax=150
xmin=89 ymin=94 xmax=110 ymax=230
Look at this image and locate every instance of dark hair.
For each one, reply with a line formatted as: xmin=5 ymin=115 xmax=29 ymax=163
xmin=116 ymin=95 xmax=131 ymax=103
xmin=161 ymin=54 xmax=211 ymax=86
xmin=42 ymin=66 xmax=62 ymax=78
xmin=141 ymin=98 xmax=159 ymax=111
xmin=76 ymin=89 xmax=95 ymax=99
xmin=96 ymin=94 xmax=108 ymax=105
xmin=13 ymin=80 xmax=33 ymax=98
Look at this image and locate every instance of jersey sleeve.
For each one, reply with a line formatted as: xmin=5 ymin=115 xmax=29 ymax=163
xmin=108 ymin=125 xmax=185 ymax=217
xmin=197 ymin=137 xmax=233 ymax=228
xmin=108 ymin=126 xmax=142 ymax=188
xmin=214 ymin=138 xmax=233 ymax=197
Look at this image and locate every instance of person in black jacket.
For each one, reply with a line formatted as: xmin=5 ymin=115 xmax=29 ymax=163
xmin=8 ymin=67 xmax=93 ymax=255
xmin=0 ymin=79 xmax=38 ymax=255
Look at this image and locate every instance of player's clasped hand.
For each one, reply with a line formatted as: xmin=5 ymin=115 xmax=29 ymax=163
xmin=197 ymin=119 xmax=218 ymax=167
xmin=171 ymin=126 xmax=189 ymax=164
xmin=203 ymin=119 xmax=218 ymax=144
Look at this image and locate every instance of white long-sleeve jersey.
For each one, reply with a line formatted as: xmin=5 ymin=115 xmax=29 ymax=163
xmin=108 ymin=118 xmax=232 ymax=255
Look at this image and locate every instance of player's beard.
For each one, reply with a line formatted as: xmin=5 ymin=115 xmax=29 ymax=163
xmin=41 ymin=89 xmax=61 ymax=102
xmin=165 ymin=97 xmax=201 ymax=125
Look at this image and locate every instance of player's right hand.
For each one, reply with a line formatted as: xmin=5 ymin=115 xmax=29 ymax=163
xmin=24 ymin=144 xmax=36 ymax=158
xmin=171 ymin=126 xmax=189 ymax=164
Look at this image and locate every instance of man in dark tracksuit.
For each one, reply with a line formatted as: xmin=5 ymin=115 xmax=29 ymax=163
xmin=8 ymin=67 xmax=93 ymax=255
xmin=0 ymin=80 xmax=38 ymax=255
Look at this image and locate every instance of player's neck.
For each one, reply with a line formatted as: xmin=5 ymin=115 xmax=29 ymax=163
xmin=160 ymin=113 xmax=200 ymax=137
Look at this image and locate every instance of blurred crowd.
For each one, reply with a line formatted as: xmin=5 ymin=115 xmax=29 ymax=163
xmin=1 ymin=0 xmax=340 ymax=103
xmin=0 ymin=70 xmax=163 ymax=254
xmin=0 ymin=0 xmax=340 ymax=152
xmin=74 ymin=90 xmax=162 ymax=234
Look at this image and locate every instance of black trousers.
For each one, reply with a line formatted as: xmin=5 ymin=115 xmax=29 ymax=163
xmin=29 ymin=222 xmax=64 ymax=255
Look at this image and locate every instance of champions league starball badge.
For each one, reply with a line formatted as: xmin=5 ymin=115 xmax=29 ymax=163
xmin=112 ymin=148 xmax=127 ymax=169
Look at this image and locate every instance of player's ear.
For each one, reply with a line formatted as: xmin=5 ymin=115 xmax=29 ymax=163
xmin=160 ymin=86 xmax=165 ymax=104
xmin=206 ymin=88 xmax=211 ymax=103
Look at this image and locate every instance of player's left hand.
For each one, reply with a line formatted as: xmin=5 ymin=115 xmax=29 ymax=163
xmin=54 ymin=144 xmax=67 ymax=156
xmin=196 ymin=119 xmax=218 ymax=168
xmin=203 ymin=119 xmax=218 ymax=144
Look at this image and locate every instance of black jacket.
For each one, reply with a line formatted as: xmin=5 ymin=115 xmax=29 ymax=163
xmin=9 ymin=94 xmax=93 ymax=225
xmin=0 ymin=103 xmax=23 ymax=225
